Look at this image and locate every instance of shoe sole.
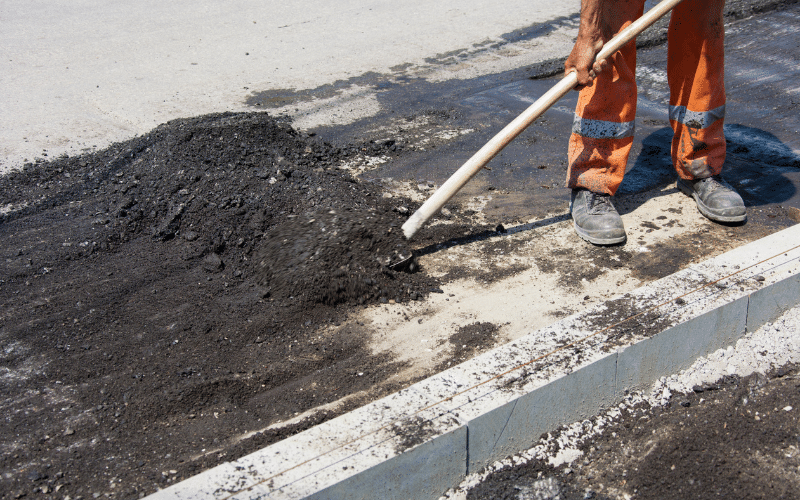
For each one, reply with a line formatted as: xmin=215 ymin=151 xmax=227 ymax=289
xmin=573 ymin=221 xmax=627 ymax=246
xmin=677 ymin=180 xmax=747 ymax=223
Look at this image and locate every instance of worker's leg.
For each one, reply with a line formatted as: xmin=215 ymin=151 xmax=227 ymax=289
xmin=668 ymin=0 xmax=726 ymax=179
xmin=668 ymin=0 xmax=746 ymax=222
xmin=567 ymin=0 xmax=644 ymax=244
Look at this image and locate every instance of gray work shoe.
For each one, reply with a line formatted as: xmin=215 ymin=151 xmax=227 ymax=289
xmin=570 ymin=189 xmax=627 ymax=245
xmin=677 ymin=175 xmax=746 ymax=223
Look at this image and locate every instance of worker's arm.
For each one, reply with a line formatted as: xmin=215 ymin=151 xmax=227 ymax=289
xmin=565 ymin=0 xmax=612 ymax=86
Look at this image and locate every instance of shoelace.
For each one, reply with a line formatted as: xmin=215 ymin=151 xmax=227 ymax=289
xmin=588 ymin=192 xmax=616 ymax=214
xmin=697 ymin=175 xmax=725 ymax=192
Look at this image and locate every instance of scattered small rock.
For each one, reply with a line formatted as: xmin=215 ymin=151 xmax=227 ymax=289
xmin=26 ymin=470 xmax=45 ymax=482
xmin=152 ymin=204 xmax=185 ymax=241
xmin=202 ymin=253 xmax=224 ymax=273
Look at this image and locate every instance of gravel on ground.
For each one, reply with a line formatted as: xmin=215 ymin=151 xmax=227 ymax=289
xmin=444 ymin=303 xmax=800 ymax=500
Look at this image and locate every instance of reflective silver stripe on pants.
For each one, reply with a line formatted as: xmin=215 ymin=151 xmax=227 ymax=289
xmin=572 ymin=115 xmax=635 ymax=139
xmin=669 ymin=104 xmax=726 ymax=129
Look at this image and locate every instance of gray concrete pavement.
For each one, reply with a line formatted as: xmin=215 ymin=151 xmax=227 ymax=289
xmin=1 ymin=0 xmax=579 ymax=173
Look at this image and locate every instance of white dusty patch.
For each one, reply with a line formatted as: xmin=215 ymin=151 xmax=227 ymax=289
xmin=441 ymin=303 xmax=800 ymax=499
xmin=363 ymin=187 xmax=719 ymax=380
xmin=274 ymin=86 xmax=382 ymax=130
xmin=1 ymin=202 xmax=30 ymax=216
xmin=143 ymin=12 xmax=573 ymax=144
xmin=336 ymin=153 xmax=391 ymax=176
xmin=459 ymin=194 xmax=494 ymax=225
xmin=0 ymin=340 xmax=48 ymax=384
xmin=0 ymin=382 xmax=87 ymax=455
xmin=636 ymin=64 xmax=668 ymax=85
xmin=380 ymin=178 xmax=430 ymax=204
xmin=433 ymin=128 xmax=475 ymax=141
xmin=514 ymin=477 xmax=563 ymax=500
xmin=278 ymin=20 xmax=579 ymax=132
xmin=422 ymin=22 xmax=579 ymax=84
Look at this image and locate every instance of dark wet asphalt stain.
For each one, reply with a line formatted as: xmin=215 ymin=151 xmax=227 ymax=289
xmin=246 ymin=0 xmax=800 ymax=223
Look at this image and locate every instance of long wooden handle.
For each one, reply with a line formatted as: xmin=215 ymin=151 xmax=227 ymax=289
xmin=402 ymin=0 xmax=685 ymax=240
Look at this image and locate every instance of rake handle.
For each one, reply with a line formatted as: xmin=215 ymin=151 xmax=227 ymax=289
xmin=401 ymin=0 xmax=685 ymax=240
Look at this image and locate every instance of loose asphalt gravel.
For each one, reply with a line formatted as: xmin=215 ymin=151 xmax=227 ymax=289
xmin=444 ymin=303 xmax=800 ymax=500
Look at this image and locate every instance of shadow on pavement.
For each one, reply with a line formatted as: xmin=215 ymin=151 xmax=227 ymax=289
xmin=617 ymin=124 xmax=800 ymax=216
xmin=413 ymin=212 xmax=571 ymax=259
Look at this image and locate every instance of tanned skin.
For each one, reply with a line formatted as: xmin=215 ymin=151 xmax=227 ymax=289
xmin=564 ymin=0 xmax=614 ymax=87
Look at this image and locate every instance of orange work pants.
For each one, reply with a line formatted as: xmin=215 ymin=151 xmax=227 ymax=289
xmin=567 ymin=0 xmax=726 ymax=195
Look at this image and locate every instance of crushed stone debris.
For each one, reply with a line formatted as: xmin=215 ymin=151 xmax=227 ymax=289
xmin=442 ymin=302 xmax=800 ymax=500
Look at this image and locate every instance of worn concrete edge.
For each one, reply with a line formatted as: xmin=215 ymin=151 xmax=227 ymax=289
xmin=146 ymin=223 xmax=800 ymax=500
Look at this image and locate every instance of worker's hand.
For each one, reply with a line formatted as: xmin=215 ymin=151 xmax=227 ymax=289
xmin=565 ymin=29 xmax=609 ymax=88
xmin=564 ymin=0 xmax=612 ymax=89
